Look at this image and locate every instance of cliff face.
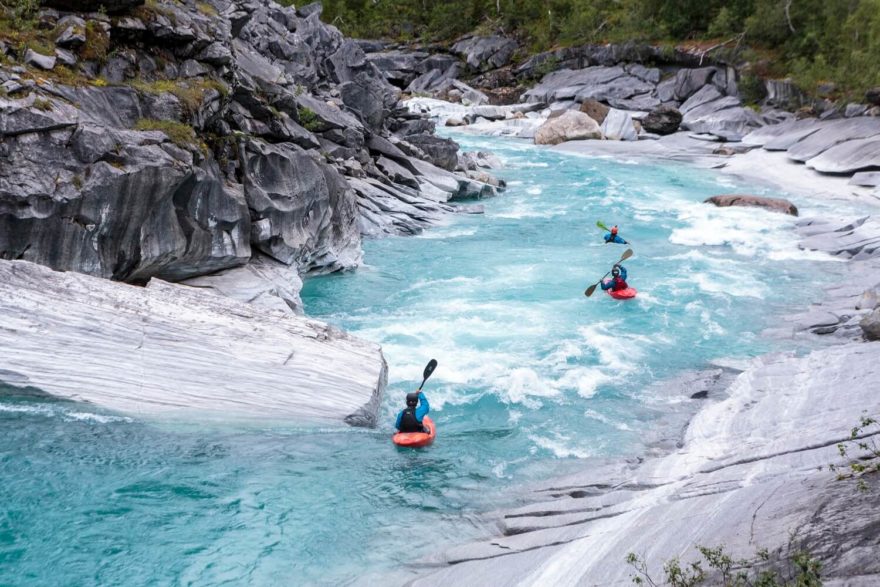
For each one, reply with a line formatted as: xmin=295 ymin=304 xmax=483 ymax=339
xmin=0 ymin=0 xmax=497 ymax=301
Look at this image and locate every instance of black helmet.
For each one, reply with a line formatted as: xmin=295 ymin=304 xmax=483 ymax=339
xmin=406 ymin=392 xmax=419 ymax=407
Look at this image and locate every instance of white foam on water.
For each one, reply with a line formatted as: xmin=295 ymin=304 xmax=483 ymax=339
xmin=526 ymin=187 xmax=543 ymax=195
xmin=66 ymin=411 xmax=133 ymax=424
xmin=583 ymin=408 xmax=634 ymax=431
xmin=527 ymin=432 xmax=593 ymax=459
xmin=416 ymin=227 xmax=477 ymax=240
xmin=495 ymin=367 xmax=561 ymax=408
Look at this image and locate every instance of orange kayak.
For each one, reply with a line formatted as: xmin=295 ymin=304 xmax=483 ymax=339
xmin=392 ymin=416 xmax=436 ymax=448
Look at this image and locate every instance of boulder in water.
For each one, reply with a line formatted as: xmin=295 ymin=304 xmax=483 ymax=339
xmin=534 ymin=110 xmax=602 ymax=145
xmin=704 ymin=194 xmax=799 ymax=216
xmin=579 ymin=100 xmax=609 ymax=125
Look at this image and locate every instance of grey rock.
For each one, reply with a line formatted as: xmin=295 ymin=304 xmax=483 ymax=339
xmin=241 ymin=139 xmax=362 ymax=272
xmin=641 ymin=105 xmax=682 ymax=135
xmin=845 ymin=103 xmax=868 ymax=118
xmin=742 ymin=118 xmax=824 ymax=150
xmin=850 ymin=172 xmax=880 ymax=187
xmin=54 ymin=16 xmax=87 ymax=48
xmin=856 ymin=286 xmax=880 ymax=311
xmin=340 ymin=77 xmax=387 ymax=130
xmin=673 ymin=67 xmax=717 ymax=101
xmin=180 ymin=59 xmax=210 ymax=78
xmin=574 ymin=74 xmax=654 ymax=102
xmin=54 ymin=48 xmax=77 ymax=67
xmin=600 ymin=108 xmax=637 ymax=141
xmin=182 ymin=252 xmax=304 ymax=314
xmin=522 ymin=66 xmax=626 ymax=103
xmin=763 ymin=78 xmax=806 ymax=109
xmin=625 ymin=63 xmax=660 ymax=84
xmin=798 ymin=216 xmax=880 ymax=260
xmin=787 ymin=118 xmax=880 ymax=162
xmin=452 ymin=35 xmax=518 ymax=70
xmin=806 ymin=137 xmax=880 ymax=174
xmin=655 ymin=76 xmax=676 ymax=102
xmin=197 ymin=42 xmax=233 ymax=66
xmin=607 ymin=93 xmax=661 ymax=111
xmin=0 ymin=258 xmax=386 ymax=425
xmin=24 ymin=49 xmax=56 ymax=71
xmin=375 ymin=155 xmax=419 ymax=189
xmin=704 ymin=194 xmax=798 ymax=216
xmin=404 ymin=133 xmax=459 ymax=171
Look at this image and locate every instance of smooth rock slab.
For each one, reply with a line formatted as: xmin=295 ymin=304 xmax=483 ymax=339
xmin=414 ymin=343 xmax=880 ymax=585
xmin=0 ymin=259 xmax=386 ymax=426
xmin=704 ymin=194 xmax=798 ymax=216
xmin=806 ymin=137 xmax=880 ymax=174
xmin=787 ymin=118 xmax=880 ymax=163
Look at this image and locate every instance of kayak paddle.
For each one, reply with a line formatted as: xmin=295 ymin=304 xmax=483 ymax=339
xmin=417 ymin=359 xmax=438 ymax=392
xmin=584 ymin=248 xmax=633 ymax=297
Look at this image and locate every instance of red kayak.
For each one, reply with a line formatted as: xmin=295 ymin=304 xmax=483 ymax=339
xmin=392 ymin=416 xmax=436 ymax=448
xmin=608 ymin=287 xmax=637 ymax=299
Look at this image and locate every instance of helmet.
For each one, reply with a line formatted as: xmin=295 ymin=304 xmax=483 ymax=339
xmin=611 ymin=266 xmax=621 ymax=277
xmin=611 ymin=226 xmax=618 ymax=235
xmin=406 ymin=392 xmax=419 ymax=407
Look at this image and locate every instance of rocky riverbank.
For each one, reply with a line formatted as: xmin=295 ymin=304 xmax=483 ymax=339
xmin=399 ymin=92 xmax=880 ymax=586
xmin=0 ymin=0 xmax=507 ymax=421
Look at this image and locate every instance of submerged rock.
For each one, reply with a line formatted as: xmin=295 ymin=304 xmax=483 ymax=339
xmin=704 ymin=194 xmax=798 ymax=216
xmin=0 ymin=259 xmax=387 ymax=426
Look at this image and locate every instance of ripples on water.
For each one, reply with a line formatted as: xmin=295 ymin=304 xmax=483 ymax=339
xmin=0 ymin=132 xmax=855 ymax=585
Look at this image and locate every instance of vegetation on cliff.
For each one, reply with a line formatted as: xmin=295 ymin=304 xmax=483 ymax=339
xmin=320 ymin=0 xmax=880 ymax=99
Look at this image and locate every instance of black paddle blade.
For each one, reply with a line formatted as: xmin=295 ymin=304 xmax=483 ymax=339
xmin=422 ymin=359 xmax=438 ymax=381
xmin=584 ymin=283 xmax=599 ymax=297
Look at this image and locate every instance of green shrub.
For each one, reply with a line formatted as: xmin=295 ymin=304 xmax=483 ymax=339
xmin=79 ymin=21 xmax=110 ymax=62
xmin=134 ymin=118 xmax=198 ymax=148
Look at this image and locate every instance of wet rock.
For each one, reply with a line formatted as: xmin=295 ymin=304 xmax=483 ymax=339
xmin=445 ymin=117 xmax=466 ymax=127
xmin=704 ymin=194 xmax=798 ymax=216
xmin=534 ymin=110 xmax=602 ymax=145
xmin=742 ymin=118 xmax=823 ymax=150
xmin=641 ymin=105 xmax=682 ymax=135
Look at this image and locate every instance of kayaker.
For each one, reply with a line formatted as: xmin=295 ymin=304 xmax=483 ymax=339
xmin=395 ymin=391 xmax=430 ymax=433
xmin=601 ymin=264 xmax=629 ymax=292
xmin=603 ymin=225 xmax=628 ymax=245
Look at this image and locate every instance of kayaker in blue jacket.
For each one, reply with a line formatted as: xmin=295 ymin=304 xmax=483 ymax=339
xmin=395 ymin=391 xmax=430 ymax=432
xmin=603 ymin=225 xmax=628 ymax=245
xmin=601 ymin=264 xmax=629 ymax=291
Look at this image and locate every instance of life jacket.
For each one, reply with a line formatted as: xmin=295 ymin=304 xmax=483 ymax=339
xmin=612 ymin=276 xmax=628 ymax=291
xmin=398 ymin=407 xmax=425 ymax=433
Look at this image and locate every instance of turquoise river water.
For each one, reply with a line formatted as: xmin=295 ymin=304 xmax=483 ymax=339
xmin=0 ymin=132 xmax=857 ymax=586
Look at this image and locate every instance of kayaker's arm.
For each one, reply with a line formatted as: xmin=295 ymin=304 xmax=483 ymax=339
xmin=394 ymin=410 xmax=403 ymax=431
xmin=618 ymin=265 xmax=627 ymax=281
xmin=600 ymin=279 xmax=613 ymax=291
xmin=415 ymin=392 xmax=429 ymax=420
